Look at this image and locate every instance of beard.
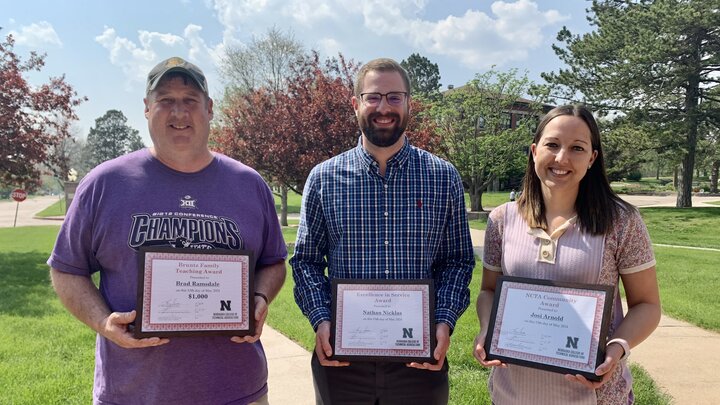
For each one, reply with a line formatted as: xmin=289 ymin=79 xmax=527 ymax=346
xmin=359 ymin=111 xmax=408 ymax=148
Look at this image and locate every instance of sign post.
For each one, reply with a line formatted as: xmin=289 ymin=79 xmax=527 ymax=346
xmin=11 ymin=189 xmax=27 ymax=227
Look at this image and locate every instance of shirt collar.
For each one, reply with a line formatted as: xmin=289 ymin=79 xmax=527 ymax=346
xmin=354 ymin=135 xmax=411 ymax=170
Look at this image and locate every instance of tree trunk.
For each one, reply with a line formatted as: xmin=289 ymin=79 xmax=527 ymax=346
xmin=280 ymin=184 xmax=288 ymax=226
xmin=711 ymin=160 xmax=719 ymax=194
xmin=676 ymin=30 xmax=703 ymax=208
xmin=468 ymin=182 xmax=483 ymax=212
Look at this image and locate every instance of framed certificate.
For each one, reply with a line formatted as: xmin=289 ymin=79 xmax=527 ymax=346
xmin=330 ymin=279 xmax=436 ymax=363
xmin=134 ymin=246 xmax=255 ymax=338
xmin=484 ymin=276 xmax=614 ymax=381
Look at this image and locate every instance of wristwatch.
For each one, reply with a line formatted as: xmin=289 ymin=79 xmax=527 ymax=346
xmin=606 ymin=338 xmax=630 ymax=362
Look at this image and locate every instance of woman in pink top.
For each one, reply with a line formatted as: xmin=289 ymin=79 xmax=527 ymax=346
xmin=473 ymin=105 xmax=661 ymax=404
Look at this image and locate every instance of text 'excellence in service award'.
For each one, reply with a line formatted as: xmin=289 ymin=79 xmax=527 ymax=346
xmin=330 ymin=279 xmax=436 ymax=363
xmin=134 ymin=246 xmax=255 ymax=338
xmin=484 ymin=276 xmax=614 ymax=381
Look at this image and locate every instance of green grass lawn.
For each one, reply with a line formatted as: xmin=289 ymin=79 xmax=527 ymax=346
xmin=274 ymin=191 xmax=302 ymax=214
xmin=639 ymin=207 xmax=720 ymax=248
xmin=464 ymin=191 xmax=509 ymax=211
xmin=0 ymin=226 xmax=96 ymax=404
xmin=706 ymin=200 xmax=720 ymax=206
xmin=653 ymin=246 xmax=720 ymax=331
xmin=468 ymin=218 xmax=487 ymax=230
xmin=34 ymin=199 xmax=65 ymax=218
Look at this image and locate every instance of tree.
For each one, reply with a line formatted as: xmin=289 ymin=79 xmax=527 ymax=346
xmin=600 ymin=117 xmax=655 ymax=181
xmin=84 ymin=110 xmax=144 ymax=169
xmin=543 ymin=0 xmax=720 ymax=207
xmin=432 ymin=69 xmax=549 ymax=212
xmin=219 ymin=27 xmax=305 ymax=94
xmin=215 ymin=53 xmax=359 ymax=225
xmin=401 ymin=53 xmax=442 ymax=100
xmin=216 ymin=52 xmax=443 ymax=225
xmin=0 ymin=32 xmax=85 ymax=191
xmin=217 ymin=27 xmax=306 ymax=224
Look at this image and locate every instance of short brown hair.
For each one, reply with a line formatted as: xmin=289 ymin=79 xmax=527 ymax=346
xmin=354 ymin=58 xmax=411 ymax=97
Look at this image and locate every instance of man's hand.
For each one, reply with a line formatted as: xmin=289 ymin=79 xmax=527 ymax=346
xmin=99 ymin=310 xmax=169 ymax=349
xmin=232 ymin=295 xmax=268 ymax=344
xmin=408 ymin=323 xmax=450 ymax=371
xmin=314 ymin=321 xmax=350 ymax=367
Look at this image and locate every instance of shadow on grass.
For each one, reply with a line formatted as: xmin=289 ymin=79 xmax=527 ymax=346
xmin=0 ymin=252 xmax=59 ymax=317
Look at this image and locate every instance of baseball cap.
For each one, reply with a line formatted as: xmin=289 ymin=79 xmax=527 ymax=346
xmin=146 ymin=57 xmax=208 ymax=96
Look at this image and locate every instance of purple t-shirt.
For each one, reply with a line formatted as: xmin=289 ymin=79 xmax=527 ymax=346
xmin=48 ymin=149 xmax=287 ymax=405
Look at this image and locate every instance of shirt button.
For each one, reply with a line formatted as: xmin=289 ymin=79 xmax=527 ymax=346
xmin=542 ymin=250 xmax=550 ymax=258
xmin=384 ymin=184 xmax=388 ymax=189
xmin=542 ymin=239 xmax=551 ymax=245
xmin=384 ymin=212 xmax=389 ymax=217
xmin=385 ymin=269 xmax=390 ymax=275
xmin=384 ymin=240 xmax=389 ymax=245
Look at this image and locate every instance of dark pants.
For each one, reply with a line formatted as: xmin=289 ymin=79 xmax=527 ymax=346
xmin=311 ymin=352 xmax=449 ymax=405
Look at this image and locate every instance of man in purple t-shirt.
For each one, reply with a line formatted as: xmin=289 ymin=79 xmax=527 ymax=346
xmin=48 ymin=57 xmax=287 ymax=404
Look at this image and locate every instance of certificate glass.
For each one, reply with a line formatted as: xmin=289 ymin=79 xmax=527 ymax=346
xmin=484 ymin=276 xmax=614 ymax=381
xmin=134 ymin=247 xmax=254 ymax=338
xmin=330 ymin=279 xmax=436 ymax=363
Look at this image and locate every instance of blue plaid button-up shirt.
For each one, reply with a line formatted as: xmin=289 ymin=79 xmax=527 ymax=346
xmin=291 ymin=137 xmax=475 ymax=330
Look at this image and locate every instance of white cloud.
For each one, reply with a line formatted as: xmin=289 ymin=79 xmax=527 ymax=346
xmin=209 ymin=0 xmax=568 ymax=70
xmin=281 ymin=0 xmax=337 ymax=26
xmin=184 ymin=24 xmax=225 ymax=70
xmin=355 ymin=0 xmax=569 ymax=69
xmin=95 ymin=27 xmax=186 ymax=90
xmin=95 ymin=26 xmax=224 ymax=96
xmin=9 ymin=21 xmax=62 ymax=48
xmin=317 ymin=37 xmax=341 ymax=57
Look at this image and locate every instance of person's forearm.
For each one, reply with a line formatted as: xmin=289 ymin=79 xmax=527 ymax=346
xmin=476 ymin=289 xmax=495 ymax=331
xmin=50 ymin=268 xmax=111 ymax=333
xmin=610 ymin=302 xmax=661 ymax=348
xmin=254 ymin=260 xmax=286 ymax=303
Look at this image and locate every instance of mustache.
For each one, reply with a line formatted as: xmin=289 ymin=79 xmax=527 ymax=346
xmin=369 ymin=112 xmax=400 ymax=122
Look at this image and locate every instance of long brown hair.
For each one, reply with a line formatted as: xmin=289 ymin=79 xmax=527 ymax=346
xmin=516 ymin=104 xmax=632 ymax=235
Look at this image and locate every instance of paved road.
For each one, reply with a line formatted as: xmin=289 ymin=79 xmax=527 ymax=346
xmin=0 ymin=195 xmax=63 ymax=227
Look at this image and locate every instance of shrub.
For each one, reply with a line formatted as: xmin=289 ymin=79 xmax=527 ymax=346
xmin=626 ymin=170 xmax=643 ymax=181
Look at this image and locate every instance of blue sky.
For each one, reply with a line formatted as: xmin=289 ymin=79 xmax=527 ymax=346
xmin=5 ymin=0 xmax=593 ymax=145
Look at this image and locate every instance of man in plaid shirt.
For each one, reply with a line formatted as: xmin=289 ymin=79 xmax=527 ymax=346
xmin=291 ymin=58 xmax=475 ymax=405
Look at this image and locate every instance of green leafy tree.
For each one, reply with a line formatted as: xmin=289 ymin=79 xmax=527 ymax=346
xmin=432 ymin=69 xmax=550 ymax=211
xmin=84 ymin=110 xmax=144 ymax=169
xmin=401 ymin=53 xmax=442 ymax=100
xmin=600 ymin=116 xmax=656 ymax=181
xmin=543 ymin=0 xmax=720 ymax=207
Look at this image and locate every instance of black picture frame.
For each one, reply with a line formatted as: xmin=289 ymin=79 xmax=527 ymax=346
xmin=134 ymin=246 xmax=255 ymax=338
xmin=484 ymin=276 xmax=614 ymax=381
xmin=330 ymin=279 xmax=436 ymax=363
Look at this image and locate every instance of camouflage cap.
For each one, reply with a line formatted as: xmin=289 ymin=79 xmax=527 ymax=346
xmin=146 ymin=56 xmax=208 ymax=96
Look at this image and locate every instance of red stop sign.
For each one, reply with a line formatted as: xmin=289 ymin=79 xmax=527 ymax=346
xmin=11 ymin=189 xmax=27 ymax=202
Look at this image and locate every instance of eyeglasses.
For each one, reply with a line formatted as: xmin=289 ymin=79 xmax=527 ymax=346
xmin=359 ymin=92 xmax=408 ymax=106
